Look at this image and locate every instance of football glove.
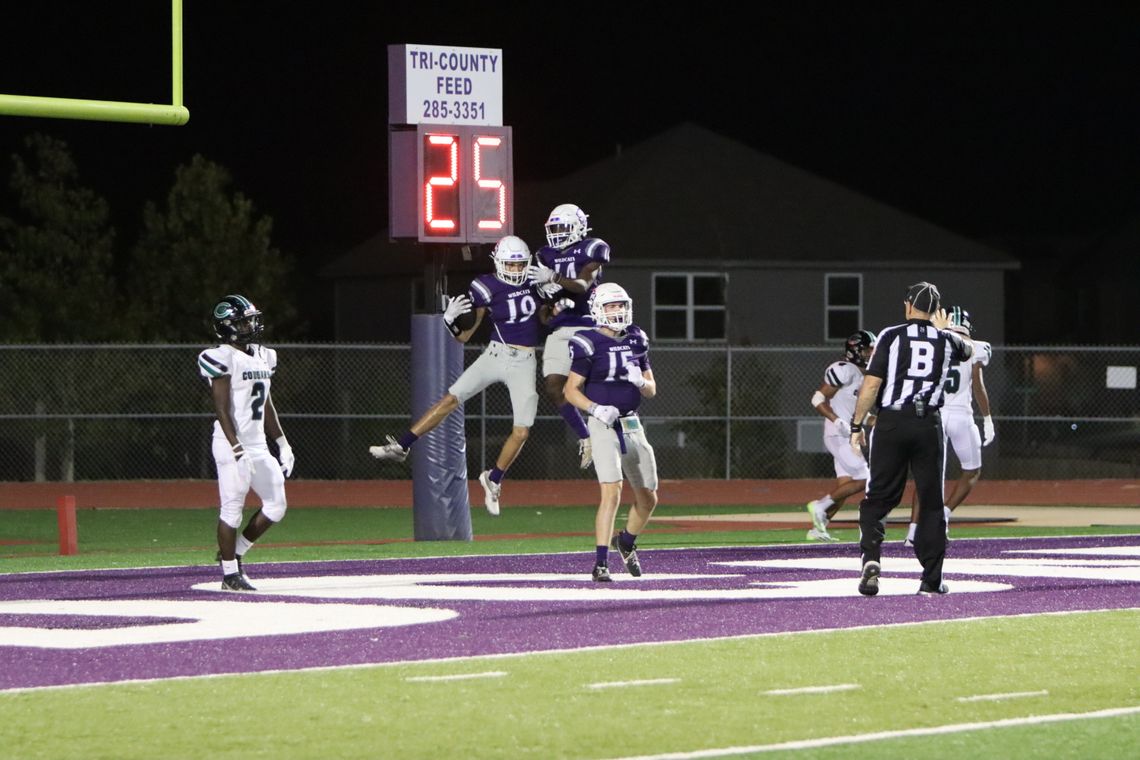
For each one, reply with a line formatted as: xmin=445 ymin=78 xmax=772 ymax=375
xmin=527 ymin=262 xmax=557 ymax=285
xmin=982 ymin=415 xmax=996 ymax=446
xmin=552 ymin=297 xmax=575 ymax=316
xmin=538 ymin=282 xmax=563 ymax=299
xmin=624 ymin=363 xmax=647 ymax=388
xmin=442 ymin=294 xmax=472 ymax=326
xmin=276 ymin=436 xmax=295 ymax=477
xmin=231 ymin=442 xmax=255 ymax=480
xmin=588 ymin=403 xmax=620 ymax=426
xmin=834 ymin=418 xmax=851 ymax=438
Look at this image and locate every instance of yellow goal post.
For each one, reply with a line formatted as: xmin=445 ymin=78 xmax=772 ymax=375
xmin=0 ymin=0 xmax=189 ymax=126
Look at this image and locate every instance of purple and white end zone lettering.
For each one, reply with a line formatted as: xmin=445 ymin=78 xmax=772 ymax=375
xmin=1 ymin=535 xmax=1137 ymax=691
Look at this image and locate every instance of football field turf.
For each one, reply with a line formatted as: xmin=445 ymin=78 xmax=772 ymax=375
xmin=1 ymin=504 xmax=1138 ymax=758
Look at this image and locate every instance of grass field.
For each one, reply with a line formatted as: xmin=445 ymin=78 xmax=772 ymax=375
xmin=1 ymin=503 xmax=1138 ymax=758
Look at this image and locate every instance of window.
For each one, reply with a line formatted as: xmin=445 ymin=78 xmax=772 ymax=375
xmin=825 ymin=273 xmax=862 ymax=341
xmin=653 ymin=273 xmax=727 ymax=341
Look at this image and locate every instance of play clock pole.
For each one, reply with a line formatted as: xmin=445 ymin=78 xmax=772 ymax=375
xmin=388 ymin=43 xmax=514 ymax=540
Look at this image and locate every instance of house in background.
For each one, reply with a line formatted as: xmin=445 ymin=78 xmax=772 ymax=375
xmin=321 ymin=123 xmax=1018 ymax=345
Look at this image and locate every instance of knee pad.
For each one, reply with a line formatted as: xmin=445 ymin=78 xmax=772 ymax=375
xmin=261 ymin=500 xmax=287 ymax=523
xmin=219 ymin=503 xmax=244 ymax=529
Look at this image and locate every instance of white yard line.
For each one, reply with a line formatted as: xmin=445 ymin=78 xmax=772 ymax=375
xmin=957 ymin=690 xmax=1048 ymax=702
xmin=404 ymin=670 xmax=507 ymax=683
xmin=587 ymin=678 xmax=680 ymax=690
xmin=763 ymin=684 xmax=861 ymax=696
xmin=603 ymin=705 xmax=1140 ymax=759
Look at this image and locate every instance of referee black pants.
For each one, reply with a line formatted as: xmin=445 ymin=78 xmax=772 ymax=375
xmin=858 ymin=408 xmax=947 ymax=588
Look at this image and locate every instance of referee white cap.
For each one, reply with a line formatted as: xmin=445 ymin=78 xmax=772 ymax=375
xmin=904 ymin=281 xmax=941 ymax=313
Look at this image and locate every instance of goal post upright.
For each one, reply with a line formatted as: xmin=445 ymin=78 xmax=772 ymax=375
xmin=0 ymin=0 xmax=190 ymax=126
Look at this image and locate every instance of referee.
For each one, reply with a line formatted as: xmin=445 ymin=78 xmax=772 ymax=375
xmin=848 ymin=281 xmax=973 ymax=596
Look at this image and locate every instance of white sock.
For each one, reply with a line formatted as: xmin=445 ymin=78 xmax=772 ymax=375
xmin=818 ymin=495 xmax=835 ymax=509
xmin=221 ymin=559 xmax=239 ymax=575
xmin=943 ymin=506 xmax=952 ymax=525
xmin=906 ymin=522 xmax=918 ymax=541
xmin=236 ymin=535 xmax=254 ymax=556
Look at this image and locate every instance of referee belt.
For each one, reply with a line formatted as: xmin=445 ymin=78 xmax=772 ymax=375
xmin=881 ymin=402 xmax=939 ymax=419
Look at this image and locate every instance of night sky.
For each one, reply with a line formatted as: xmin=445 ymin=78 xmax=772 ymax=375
xmin=2 ymin=4 xmax=1138 ymax=286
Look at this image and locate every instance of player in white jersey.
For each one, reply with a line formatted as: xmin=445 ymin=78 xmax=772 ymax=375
xmin=904 ymin=306 xmax=993 ymax=544
xmin=198 ymin=295 xmax=294 ymax=591
xmin=804 ymin=330 xmax=876 ymax=541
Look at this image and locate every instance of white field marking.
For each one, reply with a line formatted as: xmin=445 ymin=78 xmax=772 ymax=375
xmin=587 ymin=678 xmax=680 ymax=690
xmin=190 ymin=573 xmax=1011 ymax=601
xmin=3 ymin=607 xmax=1136 ymax=695
xmin=0 ymin=600 xmax=456 ymax=649
xmin=404 ymin=671 xmax=507 ymax=683
xmin=1006 ymin=546 xmax=1140 ymax=557
xmin=715 ymin=555 xmax=1140 ymax=583
xmin=957 ymin=690 xmax=1049 ymax=703
xmin=602 ymin=704 xmax=1140 ymax=760
xmin=6 ymin=533 xmax=1138 ymax=577
xmin=763 ymin=684 xmax=860 ymax=696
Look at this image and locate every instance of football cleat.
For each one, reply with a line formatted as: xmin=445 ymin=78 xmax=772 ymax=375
xmin=221 ymin=572 xmax=256 ymax=591
xmin=578 ymin=438 xmax=593 ymax=469
xmin=591 ymin=565 xmax=613 ymax=583
xmin=369 ymin=435 xmax=408 ymax=463
xmin=610 ymin=535 xmax=642 ymax=577
xmin=215 ymin=551 xmax=249 ymax=580
xmin=857 ymin=561 xmax=881 ymax=596
xmin=917 ymin=581 xmax=950 ymax=595
xmin=805 ymin=501 xmax=828 ymax=534
xmin=806 ymin=528 xmax=839 ymax=542
xmin=478 ymin=471 xmax=501 ymax=516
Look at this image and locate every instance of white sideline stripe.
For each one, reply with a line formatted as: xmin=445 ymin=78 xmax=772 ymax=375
xmin=404 ymin=671 xmax=506 ymax=683
xmin=763 ymin=683 xmax=860 ymax=696
xmin=602 ymin=704 xmax=1140 ymax=760
xmin=588 ymin=678 xmax=680 ymax=690
xmin=957 ymin=690 xmax=1048 ymax=703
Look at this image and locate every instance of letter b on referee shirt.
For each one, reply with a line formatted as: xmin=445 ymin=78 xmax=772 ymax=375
xmin=908 ymin=342 xmax=934 ymax=376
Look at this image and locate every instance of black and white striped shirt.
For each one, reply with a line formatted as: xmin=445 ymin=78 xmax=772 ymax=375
xmin=865 ymin=320 xmax=972 ymax=409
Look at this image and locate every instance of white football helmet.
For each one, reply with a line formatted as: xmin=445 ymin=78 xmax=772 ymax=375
xmin=544 ymin=203 xmax=590 ymax=249
xmin=491 ymin=235 xmax=531 ymax=286
xmin=588 ymin=282 xmax=633 ymax=330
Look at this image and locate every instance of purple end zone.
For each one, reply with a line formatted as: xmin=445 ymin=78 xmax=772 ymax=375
xmin=1 ymin=535 xmax=1137 ymax=691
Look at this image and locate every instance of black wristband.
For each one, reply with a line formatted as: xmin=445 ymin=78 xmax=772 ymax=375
xmin=445 ymin=318 xmax=461 ymax=337
xmin=850 ymin=422 xmax=863 ymax=433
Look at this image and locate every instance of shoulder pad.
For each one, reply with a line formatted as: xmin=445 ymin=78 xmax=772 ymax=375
xmin=568 ymin=332 xmax=597 ymax=358
xmin=197 ymin=346 xmax=231 ymax=379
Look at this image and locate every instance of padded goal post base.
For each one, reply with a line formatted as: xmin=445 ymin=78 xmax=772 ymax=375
xmin=410 ymin=314 xmax=473 ymax=541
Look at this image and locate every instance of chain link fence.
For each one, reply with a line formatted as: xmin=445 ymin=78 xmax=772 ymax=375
xmin=1 ymin=344 xmax=1137 ymax=482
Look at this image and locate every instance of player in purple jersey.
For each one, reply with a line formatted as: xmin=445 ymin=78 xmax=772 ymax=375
xmin=526 ymin=203 xmax=612 ymax=469
xmin=563 ymin=283 xmax=660 ymax=582
xmin=369 ymin=236 xmax=547 ymax=516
